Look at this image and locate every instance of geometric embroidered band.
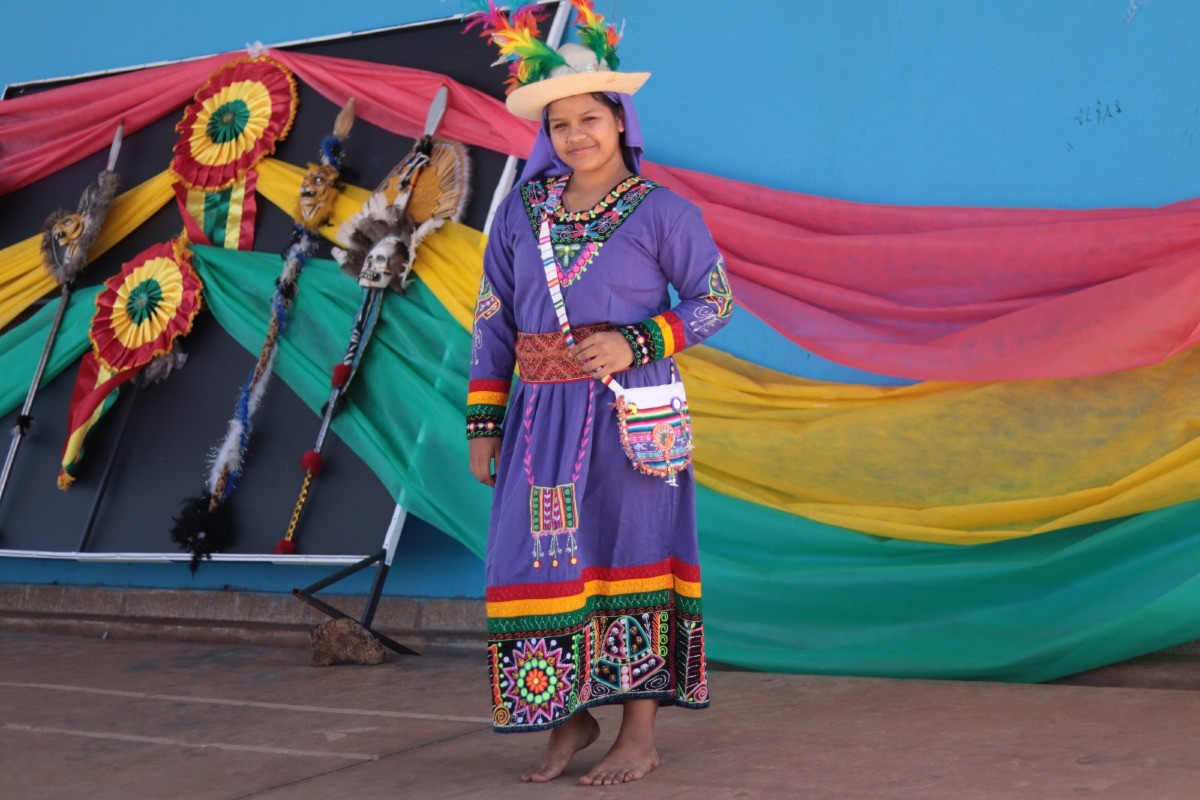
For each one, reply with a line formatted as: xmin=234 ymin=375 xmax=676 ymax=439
xmin=516 ymin=325 xmax=623 ymax=383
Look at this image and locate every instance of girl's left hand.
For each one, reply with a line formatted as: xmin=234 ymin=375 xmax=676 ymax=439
xmin=571 ymin=330 xmax=633 ymax=380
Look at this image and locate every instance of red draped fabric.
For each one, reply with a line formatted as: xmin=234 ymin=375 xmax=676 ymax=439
xmin=0 ymin=55 xmax=230 ymax=195
xmin=0 ymin=51 xmax=536 ymax=196
xmin=646 ymin=162 xmax=1200 ymax=380
xmin=271 ymin=52 xmax=538 ymax=161
xmin=5 ymin=49 xmax=1200 ymax=381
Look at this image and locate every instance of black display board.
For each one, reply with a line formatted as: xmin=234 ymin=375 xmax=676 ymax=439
xmin=0 ymin=12 xmax=526 ymax=559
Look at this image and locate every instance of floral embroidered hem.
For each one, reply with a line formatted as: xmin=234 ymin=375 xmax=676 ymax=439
xmin=486 ymin=558 xmax=710 ymax=733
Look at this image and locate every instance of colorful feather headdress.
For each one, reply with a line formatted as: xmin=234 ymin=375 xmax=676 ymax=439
xmin=465 ymin=1 xmax=649 ymax=120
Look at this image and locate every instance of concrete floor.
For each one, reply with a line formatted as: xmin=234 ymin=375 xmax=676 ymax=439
xmin=1 ymin=630 xmax=1198 ymax=799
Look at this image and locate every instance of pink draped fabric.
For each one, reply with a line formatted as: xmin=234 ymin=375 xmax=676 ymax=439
xmin=0 ymin=51 xmax=538 ymax=195
xmin=272 ymin=51 xmax=538 ymax=161
xmin=6 ymin=49 xmax=1200 ymax=381
xmin=645 ymin=163 xmax=1200 ymax=380
xmin=0 ymin=55 xmax=230 ymax=195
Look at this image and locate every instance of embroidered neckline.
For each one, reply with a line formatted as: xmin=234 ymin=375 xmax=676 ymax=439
xmin=553 ymin=175 xmax=645 ymax=221
xmin=522 ymin=174 xmax=660 ymax=245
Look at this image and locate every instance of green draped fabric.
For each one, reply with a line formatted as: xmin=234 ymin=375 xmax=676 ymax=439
xmin=6 ymin=246 xmax=1200 ymax=681
xmin=698 ymin=495 xmax=1200 ymax=681
xmin=0 ymin=287 xmax=101 ymax=414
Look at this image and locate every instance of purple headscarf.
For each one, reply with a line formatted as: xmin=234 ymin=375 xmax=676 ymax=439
xmin=516 ymin=92 xmax=645 ymax=183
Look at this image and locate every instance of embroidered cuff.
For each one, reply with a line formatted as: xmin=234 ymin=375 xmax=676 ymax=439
xmin=467 ymin=379 xmax=509 ymax=439
xmin=618 ymin=325 xmax=650 ymax=367
xmin=621 ymin=311 xmax=687 ymax=364
xmin=467 ymin=410 xmax=505 ymax=438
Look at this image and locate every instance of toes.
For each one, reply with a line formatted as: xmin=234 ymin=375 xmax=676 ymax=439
xmin=580 ymin=770 xmax=612 ymax=786
xmin=522 ymin=762 xmax=556 ymax=783
xmin=580 ymin=765 xmax=650 ymax=785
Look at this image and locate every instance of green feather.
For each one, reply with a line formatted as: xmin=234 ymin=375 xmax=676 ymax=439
xmin=577 ymin=26 xmax=618 ymax=70
xmin=518 ymin=45 xmax=566 ymax=84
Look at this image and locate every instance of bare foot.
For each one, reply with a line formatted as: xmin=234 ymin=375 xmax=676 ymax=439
xmin=520 ymin=710 xmax=601 ymax=782
xmin=578 ymin=737 xmax=661 ymax=786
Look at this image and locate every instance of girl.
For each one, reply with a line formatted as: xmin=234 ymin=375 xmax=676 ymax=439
xmin=467 ymin=4 xmax=734 ymax=785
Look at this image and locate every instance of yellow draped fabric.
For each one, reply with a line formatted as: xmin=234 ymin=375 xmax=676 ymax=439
xmin=0 ymin=171 xmax=177 ymax=328
xmin=684 ymin=347 xmax=1200 ymax=544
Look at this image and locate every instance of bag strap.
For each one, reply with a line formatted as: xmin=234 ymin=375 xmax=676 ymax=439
xmin=536 ymin=189 xmax=628 ymax=394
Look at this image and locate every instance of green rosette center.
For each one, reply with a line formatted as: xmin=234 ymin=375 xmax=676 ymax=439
xmin=205 ymin=98 xmax=251 ymax=144
xmin=126 ymin=278 xmax=163 ymax=326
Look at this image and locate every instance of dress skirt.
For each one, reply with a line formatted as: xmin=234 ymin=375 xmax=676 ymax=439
xmin=484 ymin=361 xmax=710 ymax=732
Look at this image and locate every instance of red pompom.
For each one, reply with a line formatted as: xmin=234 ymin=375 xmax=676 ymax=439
xmin=331 ymin=363 xmax=352 ymax=388
xmin=300 ymin=450 xmax=324 ymax=476
xmin=272 ymin=538 xmax=298 ymax=555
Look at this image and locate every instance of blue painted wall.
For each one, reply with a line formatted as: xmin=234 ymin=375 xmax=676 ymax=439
xmin=6 ymin=0 xmax=1191 ymax=209
xmin=2 ymin=0 xmax=1196 ymax=596
xmin=624 ymin=0 xmax=1200 ymax=209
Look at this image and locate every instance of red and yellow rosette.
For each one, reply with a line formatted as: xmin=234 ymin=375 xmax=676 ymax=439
xmin=170 ymin=57 xmax=298 ymax=191
xmin=90 ymin=238 xmax=204 ymax=373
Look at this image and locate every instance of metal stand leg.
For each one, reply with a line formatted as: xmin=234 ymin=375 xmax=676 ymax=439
xmin=292 ymin=504 xmax=417 ymax=656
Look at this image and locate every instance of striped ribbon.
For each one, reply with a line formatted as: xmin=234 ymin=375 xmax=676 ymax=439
xmin=536 ymin=209 xmax=623 ymax=394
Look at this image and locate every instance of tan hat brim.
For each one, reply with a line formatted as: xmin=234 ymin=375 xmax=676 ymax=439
xmin=505 ymin=71 xmax=651 ymax=121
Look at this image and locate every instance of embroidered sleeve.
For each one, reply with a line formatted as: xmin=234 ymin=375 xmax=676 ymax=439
xmin=468 ymin=199 xmax=520 ymax=438
xmin=624 ymin=203 xmax=733 ymax=361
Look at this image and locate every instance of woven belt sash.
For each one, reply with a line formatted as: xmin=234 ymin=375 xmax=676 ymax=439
xmin=516 ymin=325 xmax=618 ymax=383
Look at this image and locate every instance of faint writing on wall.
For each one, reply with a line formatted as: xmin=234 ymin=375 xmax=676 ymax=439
xmin=1125 ymin=0 xmax=1150 ymax=25
xmin=1075 ymin=100 xmax=1122 ymax=127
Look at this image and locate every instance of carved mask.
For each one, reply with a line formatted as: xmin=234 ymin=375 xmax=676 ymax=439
xmin=50 ymin=213 xmax=86 ymax=268
xmin=297 ymin=163 xmax=339 ymax=228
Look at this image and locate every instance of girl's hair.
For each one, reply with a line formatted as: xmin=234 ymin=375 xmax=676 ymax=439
xmin=590 ymin=92 xmax=621 ymax=112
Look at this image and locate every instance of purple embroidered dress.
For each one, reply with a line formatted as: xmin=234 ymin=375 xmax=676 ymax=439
xmin=468 ymin=172 xmax=733 ymax=733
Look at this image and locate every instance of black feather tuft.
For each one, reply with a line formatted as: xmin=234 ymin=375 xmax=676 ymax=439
xmin=170 ymin=492 xmax=235 ymax=574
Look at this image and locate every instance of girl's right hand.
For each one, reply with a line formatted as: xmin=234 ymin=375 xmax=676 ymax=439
xmin=469 ymin=436 xmax=502 ymax=487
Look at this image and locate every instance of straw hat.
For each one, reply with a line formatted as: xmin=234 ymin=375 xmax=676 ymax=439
xmin=467 ymin=1 xmax=649 ymax=121
xmin=506 ymin=42 xmax=649 ymax=120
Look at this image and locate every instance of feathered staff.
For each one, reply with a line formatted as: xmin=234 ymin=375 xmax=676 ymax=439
xmin=170 ymin=101 xmax=356 ymax=572
xmin=0 ymin=125 xmax=123 ymax=513
xmin=273 ymin=87 xmax=470 ymax=554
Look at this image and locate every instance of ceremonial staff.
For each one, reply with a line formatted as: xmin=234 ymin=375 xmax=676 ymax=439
xmin=171 ymin=102 xmax=356 ymax=571
xmin=275 ymin=86 xmax=469 ymax=554
xmin=0 ymin=125 xmax=123 ymax=513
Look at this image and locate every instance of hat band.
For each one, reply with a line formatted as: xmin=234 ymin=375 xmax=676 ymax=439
xmin=548 ymin=60 xmax=611 ymax=79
